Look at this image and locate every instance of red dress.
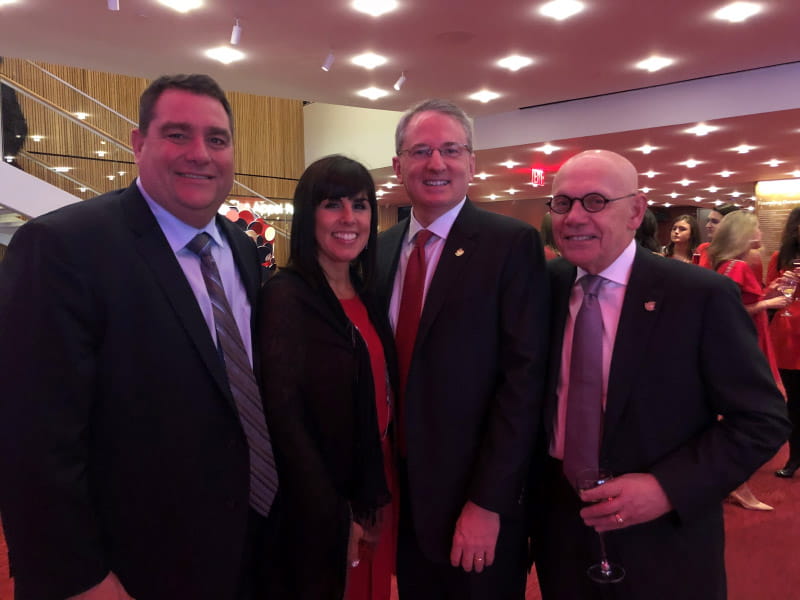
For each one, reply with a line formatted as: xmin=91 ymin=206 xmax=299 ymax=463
xmin=766 ymin=252 xmax=800 ymax=371
xmin=717 ymin=259 xmax=784 ymax=393
xmin=340 ymin=297 xmax=398 ymax=600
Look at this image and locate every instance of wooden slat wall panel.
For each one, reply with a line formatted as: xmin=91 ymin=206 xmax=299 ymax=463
xmin=1 ymin=57 xmax=303 ymax=211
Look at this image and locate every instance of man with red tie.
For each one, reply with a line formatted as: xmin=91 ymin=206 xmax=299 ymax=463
xmin=376 ymin=99 xmax=549 ymax=599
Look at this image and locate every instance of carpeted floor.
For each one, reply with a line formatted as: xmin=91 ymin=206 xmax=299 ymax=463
xmin=1 ymin=445 xmax=796 ymax=600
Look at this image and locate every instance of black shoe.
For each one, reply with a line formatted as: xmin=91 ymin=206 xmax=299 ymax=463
xmin=775 ymin=461 xmax=800 ymax=478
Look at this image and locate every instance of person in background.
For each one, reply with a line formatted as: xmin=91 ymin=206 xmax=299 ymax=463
xmin=767 ymin=206 xmax=800 ymax=478
xmin=258 ymin=155 xmax=395 ymax=600
xmin=634 ymin=208 xmax=660 ymax=253
xmin=709 ymin=210 xmax=789 ymax=509
xmin=697 ymin=203 xmax=739 ymax=268
xmin=541 ymin=212 xmax=560 ymax=259
xmin=531 ymin=149 xmax=789 ymax=600
xmin=0 ymin=74 xmax=279 ymax=600
xmin=662 ymin=214 xmax=700 ymax=262
xmin=378 ymin=99 xmax=548 ymax=599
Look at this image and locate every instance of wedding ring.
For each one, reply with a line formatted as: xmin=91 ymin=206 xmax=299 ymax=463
xmin=475 ymin=556 xmax=484 ymax=562
xmin=351 ymin=559 xmax=360 ymax=568
xmin=615 ymin=513 xmax=624 ymax=525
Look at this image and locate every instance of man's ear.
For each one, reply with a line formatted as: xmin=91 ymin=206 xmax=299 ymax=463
xmin=131 ymin=128 xmax=144 ymax=162
xmin=392 ymin=155 xmax=404 ymax=184
xmin=628 ymin=192 xmax=648 ymax=230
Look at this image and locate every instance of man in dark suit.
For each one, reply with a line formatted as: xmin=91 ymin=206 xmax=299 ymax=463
xmin=0 ymin=74 xmax=278 ymax=600
xmin=376 ymin=99 xmax=548 ymax=599
xmin=530 ymin=149 xmax=789 ymax=599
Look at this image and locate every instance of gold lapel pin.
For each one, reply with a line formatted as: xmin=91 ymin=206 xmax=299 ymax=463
xmin=644 ymin=301 xmax=656 ymax=312
xmin=455 ymin=248 xmax=465 ymax=257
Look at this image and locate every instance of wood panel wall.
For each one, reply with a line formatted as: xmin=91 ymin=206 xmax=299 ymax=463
xmin=1 ymin=57 xmax=302 ymax=266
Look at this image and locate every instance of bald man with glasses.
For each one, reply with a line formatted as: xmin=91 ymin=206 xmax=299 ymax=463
xmin=529 ymin=149 xmax=789 ymax=600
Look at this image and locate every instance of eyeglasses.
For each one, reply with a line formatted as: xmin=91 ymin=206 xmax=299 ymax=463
xmin=398 ymin=143 xmax=472 ymax=161
xmin=547 ymin=192 xmax=636 ymax=214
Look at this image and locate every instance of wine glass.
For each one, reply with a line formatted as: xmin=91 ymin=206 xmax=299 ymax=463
xmin=778 ymin=280 xmax=797 ymax=317
xmin=575 ymin=468 xmax=626 ymax=584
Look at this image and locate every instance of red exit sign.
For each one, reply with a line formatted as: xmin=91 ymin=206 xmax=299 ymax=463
xmin=531 ymin=168 xmax=545 ymax=187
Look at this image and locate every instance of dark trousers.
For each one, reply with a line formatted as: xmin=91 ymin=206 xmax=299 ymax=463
xmin=239 ymin=493 xmax=284 ymax=600
xmin=780 ymin=369 xmax=800 ymax=463
xmin=396 ymin=462 xmax=527 ymax=600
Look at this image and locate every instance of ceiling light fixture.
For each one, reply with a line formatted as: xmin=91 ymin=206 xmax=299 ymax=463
xmin=321 ymin=51 xmax=335 ymax=72
xmin=497 ymin=55 xmax=534 ymax=71
xmin=506 ymin=188 xmax=518 ymax=195
xmin=637 ymin=144 xmax=656 ymax=154
xmin=537 ymin=143 xmax=560 ymax=154
xmin=664 ymin=202 xmax=672 ymax=208
xmin=53 ymin=166 xmax=71 ymax=172
xmin=469 ymin=89 xmax=500 ymax=103
xmin=356 ymin=87 xmax=389 ymax=100
xmin=95 ymin=150 xmax=107 ymax=157
xmin=678 ymin=179 xmax=693 ymax=187
xmin=375 ymin=189 xmax=386 ymax=197
xmin=393 ymin=72 xmax=406 ymax=91
xmin=230 ymin=18 xmax=242 ymax=45
xmin=31 ymin=135 xmax=43 ymax=142
xmin=475 ymin=172 xmax=491 ymax=180
xmin=158 ymin=0 xmax=202 ymax=13
xmin=107 ymin=175 xmax=116 ymax=180
xmin=669 ymin=192 xmax=680 ymax=199
xmin=685 ymin=123 xmax=718 ymax=136
xmin=501 ymin=160 xmax=519 ymax=169
xmin=488 ymin=194 xmax=499 ymax=200
xmin=641 ymin=187 xmax=651 ymax=193
xmin=352 ymin=0 xmax=398 ymax=17
xmin=791 ymin=170 xmax=800 ymax=178
xmin=680 ymin=159 xmax=701 ymax=168
xmin=352 ymin=52 xmax=387 ymax=69
xmin=714 ymin=1 xmax=762 ymax=23
xmin=719 ymin=170 xmax=733 ymax=177
xmin=383 ymin=182 xmax=397 ymax=188
xmin=107 ymin=0 xmax=120 ymax=10
xmin=635 ymin=55 xmax=674 ymax=72
xmin=732 ymin=144 xmax=755 ymax=153
xmin=643 ymin=170 xmax=659 ymax=178
xmin=74 ymin=112 xmax=89 ymax=120
xmin=765 ymin=159 xmax=783 ymax=167
xmin=205 ymin=46 xmax=245 ymax=65
xmin=538 ymin=0 xmax=585 ymax=21
xmin=730 ymin=191 xmax=743 ymax=197
xmin=707 ymin=186 xmax=719 ymax=193
xmin=693 ymin=196 xmax=703 ymax=202
xmin=714 ymin=200 xmax=723 ymax=205
xmin=647 ymin=200 xmax=655 ymax=206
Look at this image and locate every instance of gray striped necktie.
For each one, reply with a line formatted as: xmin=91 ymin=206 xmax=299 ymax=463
xmin=187 ymin=232 xmax=278 ymax=516
xmin=563 ymin=274 xmax=605 ymax=487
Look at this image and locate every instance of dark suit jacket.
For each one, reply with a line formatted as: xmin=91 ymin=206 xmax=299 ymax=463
xmin=0 ymin=183 xmax=263 ymax=600
xmin=377 ymin=199 xmax=549 ymax=563
xmin=531 ymin=246 xmax=790 ymax=600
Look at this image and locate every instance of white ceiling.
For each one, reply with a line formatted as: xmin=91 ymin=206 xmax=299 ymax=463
xmin=1 ymin=0 xmax=800 ymax=210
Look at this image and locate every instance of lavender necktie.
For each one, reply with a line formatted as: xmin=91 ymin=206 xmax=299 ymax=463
xmin=187 ymin=232 xmax=278 ymax=516
xmin=563 ymin=274 xmax=605 ymax=486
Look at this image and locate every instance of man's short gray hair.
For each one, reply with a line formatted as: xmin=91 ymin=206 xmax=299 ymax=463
xmin=394 ymin=99 xmax=474 ymax=155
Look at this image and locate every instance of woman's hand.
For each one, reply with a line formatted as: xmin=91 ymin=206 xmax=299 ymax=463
xmin=348 ymin=521 xmax=365 ymax=567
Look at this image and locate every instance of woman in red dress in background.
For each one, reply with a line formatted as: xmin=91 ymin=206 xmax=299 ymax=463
xmin=767 ymin=207 xmax=800 ymax=479
xmin=709 ymin=211 xmax=790 ymax=509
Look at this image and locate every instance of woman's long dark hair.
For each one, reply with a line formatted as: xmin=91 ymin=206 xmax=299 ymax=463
xmin=664 ymin=214 xmax=701 ymax=258
xmin=777 ymin=207 xmax=800 ymax=271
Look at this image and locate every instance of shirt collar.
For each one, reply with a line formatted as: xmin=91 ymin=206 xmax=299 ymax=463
xmin=137 ymin=177 xmax=222 ymax=252
xmin=576 ymin=239 xmax=637 ymax=287
xmin=406 ymin=196 xmax=466 ymax=244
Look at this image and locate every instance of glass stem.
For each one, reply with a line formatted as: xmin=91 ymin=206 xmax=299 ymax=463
xmin=597 ymin=532 xmax=612 ymax=575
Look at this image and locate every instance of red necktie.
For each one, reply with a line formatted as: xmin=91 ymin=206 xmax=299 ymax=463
xmin=395 ymin=229 xmax=434 ymax=454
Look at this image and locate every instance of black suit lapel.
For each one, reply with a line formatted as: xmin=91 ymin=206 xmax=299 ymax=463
xmin=604 ymin=247 xmax=665 ymax=440
xmin=415 ymin=201 xmax=479 ymax=349
xmin=120 ymin=185 xmax=233 ymax=403
xmin=545 ymin=258 xmax=576 ymax=439
xmin=376 ymin=218 xmax=409 ymax=312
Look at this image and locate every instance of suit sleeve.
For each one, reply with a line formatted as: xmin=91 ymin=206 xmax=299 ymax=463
xmin=0 ymin=220 xmax=109 ymax=598
xmin=468 ymin=226 xmax=550 ymax=514
xmin=649 ymin=275 xmax=790 ymax=521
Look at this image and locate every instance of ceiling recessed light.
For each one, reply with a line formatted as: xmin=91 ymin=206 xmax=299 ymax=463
xmin=746 ymin=205 xmax=755 ymax=211
xmin=383 ymin=181 xmax=397 ymax=188
xmin=719 ymin=170 xmax=733 ymax=177
xmin=791 ymin=170 xmax=800 ymax=178
xmin=641 ymin=187 xmax=651 ymax=193
xmin=375 ymin=189 xmax=386 ymax=197
xmin=205 ymin=46 xmax=245 ymax=65
xmin=536 ymin=143 xmax=560 ymax=154
xmin=488 ymin=194 xmax=499 ymax=200
xmin=469 ymin=89 xmax=500 ymax=103
xmin=685 ymin=123 xmax=718 ymax=136
xmin=475 ymin=172 xmax=491 ymax=180
xmin=643 ymin=170 xmax=659 ymax=178
xmin=506 ymin=188 xmax=518 ymax=195
xmin=664 ymin=202 xmax=672 ymax=207
xmin=78 ymin=187 xmax=88 ymax=192
xmin=95 ymin=150 xmax=107 ymax=157
xmin=351 ymin=52 xmax=387 ymax=69
xmin=117 ymin=171 xmax=126 ymax=176
xmin=680 ymin=159 xmax=701 ymax=168
xmin=31 ymin=135 xmax=43 ymax=142
xmin=500 ymin=160 xmax=519 ymax=169
xmin=713 ymin=2 xmax=762 ymax=23
xmin=3 ymin=155 xmax=13 ymax=163
xmin=352 ymin=0 xmax=398 ymax=17
xmin=729 ymin=191 xmax=743 ymax=197
xmin=669 ymin=192 xmax=680 ymax=199
xmin=158 ymin=0 xmax=202 ymax=13
xmin=636 ymin=55 xmax=674 ymax=72
xmin=356 ymin=87 xmax=389 ymax=100
xmin=731 ymin=144 xmax=755 ymax=153
xmin=637 ymin=144 xmax=657 ymax=154
xmin=538 ymin=0 xmax=585 ymax=21
xmin=678 ymin=179 xmax=693 ymax=187
xmin=0 ymin=0 xmax=19 ymax=5
xmin=107 ymin=175 xmax=116 ymax=180
xmin=497 ymin=55 xmax=534 ymax=71
xmin=53 ymin=166 xmax=71 ymax=173
xmin=765 ymin=159 xmax=783 ymax=167
xmin=707 ymin=186 xmax=719 ymax=193
xmin=693 ymin=196 xmax=703 ymax=202
xmin=647 ymin=200 xmax=655 ymax=206
xmin=714 ymin=199 xmax=723 ymax=205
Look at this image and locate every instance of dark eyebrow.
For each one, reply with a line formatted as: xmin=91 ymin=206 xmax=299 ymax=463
xmin=158 ymin=122 xmax=231 ymax=139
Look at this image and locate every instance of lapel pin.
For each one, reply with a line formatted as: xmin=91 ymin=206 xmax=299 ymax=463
xmin=455 ymin=248 xmax=465 ymax=257
xmin=644 ymin=301 xmax=656 ymax=312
